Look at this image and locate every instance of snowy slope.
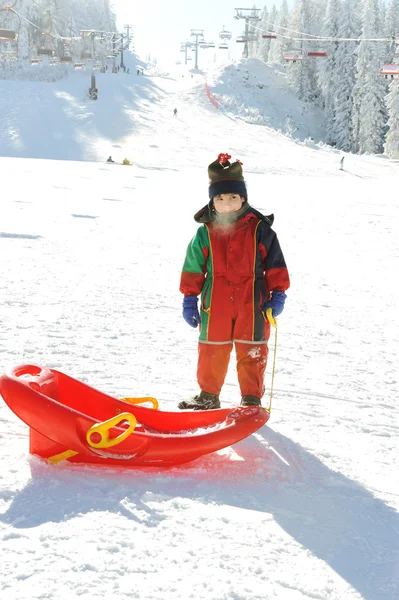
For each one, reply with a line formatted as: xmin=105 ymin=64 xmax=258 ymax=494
xmin=206 ymin=59 xmax=326 ymax=142
xmin=0 ymin=54 xmax=165 ymax=162
xmin=0 ymin=57 xmax=398 ymax=600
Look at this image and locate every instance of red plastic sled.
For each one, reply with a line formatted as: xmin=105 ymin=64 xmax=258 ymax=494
xmin=0 ymin=365 xmax=269 ymax=467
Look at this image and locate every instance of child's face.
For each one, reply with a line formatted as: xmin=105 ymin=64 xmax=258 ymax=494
xmin=213 ymin=194 xmax=243 ymax=213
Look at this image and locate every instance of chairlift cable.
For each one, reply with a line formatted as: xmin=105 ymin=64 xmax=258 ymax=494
xmin=252 ymin=20 xmax=396 ymax=44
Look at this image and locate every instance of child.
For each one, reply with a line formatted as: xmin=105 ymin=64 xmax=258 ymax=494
xmin=178 ymin=153 xmax=290 ymax=410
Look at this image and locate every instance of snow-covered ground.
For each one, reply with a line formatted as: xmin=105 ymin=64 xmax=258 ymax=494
xmin=206 ymin=59 xmax=326 ymax=141
xmin=0 ymin=56 xmax=398 ymax=600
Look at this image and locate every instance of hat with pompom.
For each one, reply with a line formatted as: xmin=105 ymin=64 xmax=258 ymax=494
xmin=208 ymin=153 xmax=247 ymax=200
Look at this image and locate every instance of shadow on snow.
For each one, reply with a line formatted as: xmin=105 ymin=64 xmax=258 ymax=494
xmin=1 ymin=428 xmax=397 ymax=600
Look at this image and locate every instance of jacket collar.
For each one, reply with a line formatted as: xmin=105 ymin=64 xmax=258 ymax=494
xmin=194 ymin=201 xmax=274 ymax=227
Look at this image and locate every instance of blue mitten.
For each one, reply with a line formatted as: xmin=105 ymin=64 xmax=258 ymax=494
xmin=263 ymin=291 xmax=287 ymax=318
xmin=182 ymin=296 xmax=201 ymax=328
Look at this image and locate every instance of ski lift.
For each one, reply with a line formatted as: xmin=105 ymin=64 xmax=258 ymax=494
xmin=30 ymin=58 xmax=42 ymax=65
xmin=219 ymin=26 xmax=232 ymax=40
xmin=380 ymin=64 xmax=399 ymax=78
xmin=219 ymin=42 xmax=229 ymax=50
xmin=37 ymin=48 xmax=53 ymax=56
xmin=207 ymin=41 xmax=215 ymax=48
xmin=308 ymin=50 xmax=327 ymax=57
xmin=0 ymin=28 xmax=17 ymax=41
xmin=236 ymin=35 xmax=247 ymax=43
xmin=283 ymin=51 xmax=304 ymax=63
xmin=262 ymin=32 xmax=277 ymax=39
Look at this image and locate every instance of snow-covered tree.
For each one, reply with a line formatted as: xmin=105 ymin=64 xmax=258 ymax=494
xmin=287 ymin=0 xmax=319 ymax=103
xmin=334 ymin=0 xmax=361 ymax=150
xmin=266 ymin=5 xmax=278 ymax=62
xmin=384 ymin=0 xmax=399 ymax=62
xmin=319 ymin=0 xmax=342 ymax=143
xmin=256 ymin=5 xmax=270 ymax=61
xmin=384 ymin=77 xmax=399 ymax=157
xmin=352 ymin=0 xmax=387 ymax=153
xmin=247 ymin=6 xmax=261 ymax=58
xmin=268 ymin=0 xmax=290 ymax=63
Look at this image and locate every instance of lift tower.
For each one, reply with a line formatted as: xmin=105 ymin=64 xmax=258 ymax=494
xmin=234 ymin=7 xmax=261 ymax=59
xmin=190 ymin=28 xmax=204 ymax=69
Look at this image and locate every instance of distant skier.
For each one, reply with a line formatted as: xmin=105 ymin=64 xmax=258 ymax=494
xmin=340 ymin=156 xmax=345 ymax=171
xmin=178 ymin=153 xmax=290 ymax=410
xmin=173 ymin=108 xmax=178 ymax=117
xmin=107 ymin=156 xmax=114 ymax=163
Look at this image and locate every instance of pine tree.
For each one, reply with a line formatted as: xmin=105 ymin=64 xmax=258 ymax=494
xmin=384 ymin=0 xmax=399 ymax=62
xmin=267 ymin=5 xmax=278 ymax=62
xmin=287 ymin=0 xmax=319 ymax=103
xmin=268 ymin=0 xmax=290 ymax=63
xmin=319 ymin=0 xmax=342 ymax=144
xmin=353 ymin=0 xmax=387 ymax=153
xmin=247 ymin=5 xmax=261 ymax=58
xmin=257 ymin=5 xmax=270 ymax=62
xmin=334 ymin=0 xmax=361 ymax=151
xmin=384 ymin=77 xmax=399 ymax=157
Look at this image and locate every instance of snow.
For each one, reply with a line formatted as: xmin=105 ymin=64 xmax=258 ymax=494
xmin=206 ymin=59 xmax=326 ymax=142
xmin=0 ymin=54 xmax=398 ymax=600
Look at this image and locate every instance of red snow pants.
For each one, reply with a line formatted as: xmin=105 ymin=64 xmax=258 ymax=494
xmin=197 ymin=280 xmax=270 ymax=398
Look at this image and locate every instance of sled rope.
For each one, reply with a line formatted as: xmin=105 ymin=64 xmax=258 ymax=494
xmin=266 ymin=308 xmax=278 ymax=414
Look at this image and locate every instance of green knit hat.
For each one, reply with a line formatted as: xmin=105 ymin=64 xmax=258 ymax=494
xmin=208 ymin=153 xmax=247 ymax=200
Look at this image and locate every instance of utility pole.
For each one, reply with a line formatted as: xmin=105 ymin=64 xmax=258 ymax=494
xmin=234 ymin=7 xmax=260 ymax=59
xmin=190 ymin=29 xmax=204 ymax=70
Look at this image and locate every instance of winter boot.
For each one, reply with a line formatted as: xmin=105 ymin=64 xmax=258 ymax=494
xmin=178 ymin=390 xmax=220 ymax=411
xmin=240 ymin=395 xmax=262 ymax=407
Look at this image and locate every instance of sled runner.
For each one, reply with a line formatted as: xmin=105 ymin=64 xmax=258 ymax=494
xmin=0 ymin=364 xmax=269 ymax=467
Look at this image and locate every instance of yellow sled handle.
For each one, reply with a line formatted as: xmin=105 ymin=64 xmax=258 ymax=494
xmin=121 ymin=396 xmax=159 ymax=410
xmin=48 ymin=413 xmax=137 ymax=464
xmin=86 ymin=412 xmax=137 ymax=449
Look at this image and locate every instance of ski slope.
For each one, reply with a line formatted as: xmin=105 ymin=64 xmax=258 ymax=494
xmin=0 ymin=56 xmax=398 ymax=600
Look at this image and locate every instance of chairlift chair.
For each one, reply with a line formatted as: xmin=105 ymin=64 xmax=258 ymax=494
xmin=0 ymin=28 xmax=17 ymax=41
xmin=37 ymin=48 xmax=53 ymax=56
xmin=308 ymin=50 xmax=327 ymax=57
xmin=262 ymin=33 xmax=277 ymax=39
xmin=380 ymin=64 xmax=399 ymax=78
xmin=219 ymin=42 xmax=229 ymax=50
xmin=284 ymin=51 xmax=304 ymax=63
xmin=236 ymin=35 xmax=247 ymax=43
xmin=219 ymin=26 xmax=232 ymax=40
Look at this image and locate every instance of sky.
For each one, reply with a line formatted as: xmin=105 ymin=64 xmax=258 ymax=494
xmin=0 ymin=53 xmax=398 ymax=599
xmin=112 ymin=0 xmax=294 ymax=65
